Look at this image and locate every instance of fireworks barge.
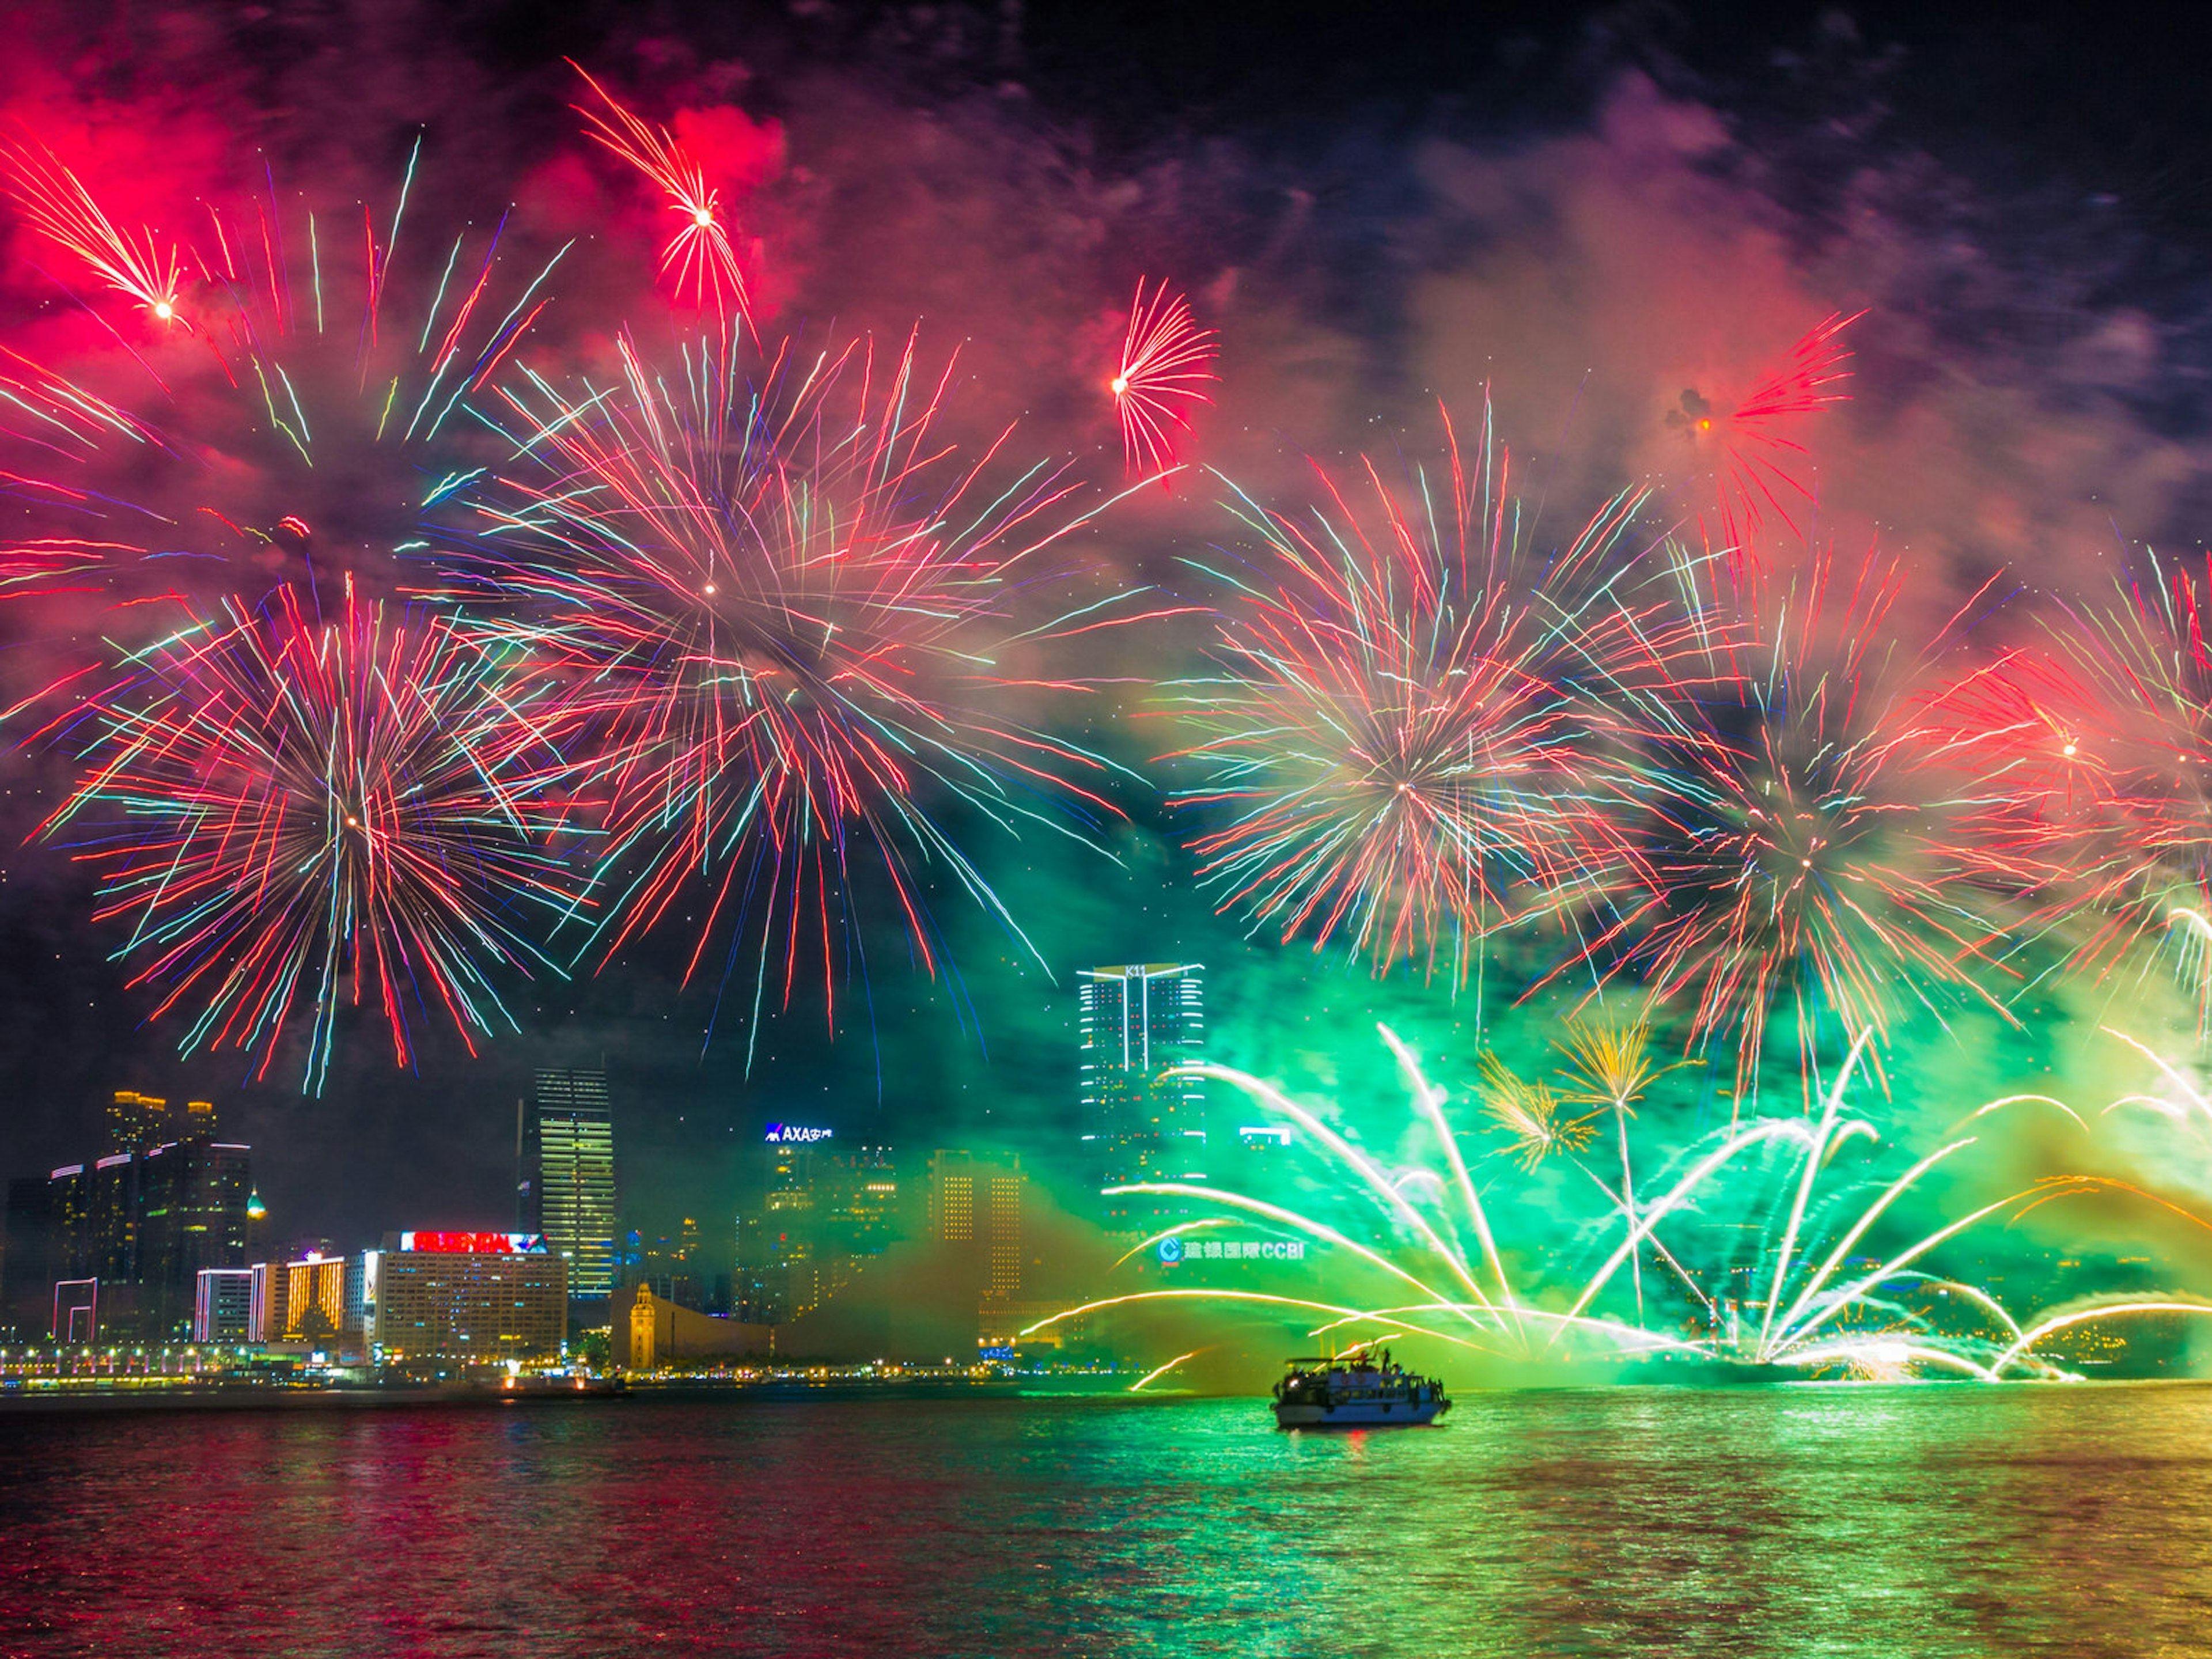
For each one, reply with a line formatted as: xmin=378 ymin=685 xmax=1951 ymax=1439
xmin=1271 ymin=1350 xmax=1449 ymax=1427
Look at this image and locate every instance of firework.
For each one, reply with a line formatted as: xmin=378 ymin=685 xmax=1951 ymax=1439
xmin=1573 ymin=546 xmax=2027 ymax=1105
xmin=1171 ymin=404 xmax=1680 ymax=998
xmin=0 ymin=130 xmax=569 ymax=609
xmin=1670 ymin=310 xmax=1859 ymax=577
xmin=1111 ymin=278 xmax=1218 ymax=479
xmin=1022 ymin=1024 xmax=2165 ymax=1381
xmin=1479 ymin=1052 xmax=1599 ymax=1171
xmin=452 ymin=328 xmax=1166 ymax=1048
xmin=571 ymin=62 xmax=751 ymax=326
xmin=1554 ymin=1013 xmax=1680 ymax=1316
xmin=0 ymin=345 xmax=180 ymax=604
xmin=31 ymin=578 xmax=582 ymax=1093
xmin=1 ymin=131 xmax=185 ymax=325
xmin=1935 ymin=554 xmax=2212 ymax=1025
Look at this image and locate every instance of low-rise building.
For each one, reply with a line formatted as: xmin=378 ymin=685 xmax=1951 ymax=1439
xmin=193 ymin=1267 xmax=254 ymax=1343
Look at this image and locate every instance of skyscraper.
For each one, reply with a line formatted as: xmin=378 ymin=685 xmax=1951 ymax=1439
xmin=137 ymin=1138 xmax=253 ymax=1336
xmin=534 ymin=1069 xmax=616 ymax=1298
xmin=103 ymin=1090 xmax=217 ymax=1156
xmin=929 ymin=1149 xmax=1025 ymax=1301
xmin=1077 ymin=963 xmax=1207 ymax=1217
xmin=734 ymin=1130 xmax=900 ymax=1325
xmin=107 ymin=1091 xmax=167 ymax=1156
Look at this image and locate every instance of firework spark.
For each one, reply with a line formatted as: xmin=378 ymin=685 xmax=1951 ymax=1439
xmin=1028 ymin=1025 xmax=2134 ymax=1381
xmin=1 ymin=130 xmax=185 ymax=325
xmin=1480 ymin=1052 xmax=1599 ymax=1171
xmin=29 ymin=578 xmax=582 ymax=1093
xmin=1111 ymin=277 xmax=1218 ymax=479
xmin=0 ymin=131 xmax=569 ymax=621
xmin=1671 ymin=310 xmax=1859 ymax=576
xmin=571 ymin=62 xmax=751 ymax=326
xmin=1938 ymin=553 xmax=2212 ymax=1025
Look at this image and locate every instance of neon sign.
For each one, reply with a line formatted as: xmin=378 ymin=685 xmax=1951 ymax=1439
xmin=764 ymin=1124 xmax=833 ymax=1143
xmin=397 ymin=1231 xmax=547 ymax=1255
xmin=1164 ymin=1239 xmax=1305 ymax=1262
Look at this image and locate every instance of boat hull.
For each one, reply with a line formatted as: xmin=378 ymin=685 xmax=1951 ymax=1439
xmin=1274 ymin=1398 xmax=1448 ymax=1428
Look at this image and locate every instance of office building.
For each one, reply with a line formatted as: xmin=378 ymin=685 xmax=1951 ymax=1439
xmin=1077 ymin=963 xmax=1207 ymax=1217
xmin=534 ymin=1069 xmax=616 ymax=1298
xmin=105 ymin=1091 xmax=216 ymax=1156
xmin=138 ymin=1139 xmax=254 ymax=1335
xmin=929 ymin=1149 xmax=1025 ymax=1301
xmin=194 ymin=1268 xmax=254 ymax=1343
xmin=363 ymin=1232 xmax=567 ymax=1363
xmin=107 ymin=1092 xmax=167 ymax=1156
xmin=734 ymin=1128 xmax=900 ymax=1325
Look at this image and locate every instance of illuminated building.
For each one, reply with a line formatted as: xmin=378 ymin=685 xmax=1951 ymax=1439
xmin=194 ymin=1268 xmax=254 ymax=1343
xmin=534 ymin=1069 xmax=616 ymax=1298
xmin=283 ymin=1255 xmax=351 ymax=1346
xmin=1233 ymin=1123 xmax=1294 ymax=1185
xmin=1077 ymin=964 xmax=1206 ymax=1219
xmin=137 ymin=1139 xmax=253 ymax=1335
xmin=88 ymin=1154 xmax=139 ymax=1283
xmin=929 ymin=1149 xmax=1026 ymax=1302
xmin=734 ymin=1128 xmax=900 ymax=1324
xmin=248 ymin=1260 xmax=289 ymax=1344
xmin=363 ymin=1232 xmax=567 ymax=1362
xmin=107 ymin=1091 xmax=167 ymax=1156
xmin=1 ymin=1113 xmax=252 ymax=1340
xmin=624 ymin=1283 xmax=769 ymax=1368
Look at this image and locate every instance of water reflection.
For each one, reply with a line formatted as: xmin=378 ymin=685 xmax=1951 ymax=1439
xmin=2 ymin=1386 xmax=2209 ymax=1656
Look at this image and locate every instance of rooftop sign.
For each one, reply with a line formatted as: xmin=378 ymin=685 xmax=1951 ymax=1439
xmin=764 ymin=1124 xmax=832 ymax=1144
xmin=396 ymin=1231 xmax=547 ymax=1255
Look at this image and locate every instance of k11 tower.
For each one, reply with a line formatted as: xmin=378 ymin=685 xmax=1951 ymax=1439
xmin=1077 ymin=963 xmax=1206 ymax=1223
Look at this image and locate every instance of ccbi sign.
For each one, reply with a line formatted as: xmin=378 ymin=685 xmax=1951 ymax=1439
xmin=765 ymin=1124 xmax=834 ymax=1144
xmin=1161 ymin=1237 xmax=1306 ymax=1263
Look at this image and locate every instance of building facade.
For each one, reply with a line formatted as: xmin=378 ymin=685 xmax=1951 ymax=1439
xmin=734 ymin=1129 xmax=900 ymax=1325
xmin=534 ymin=1069 xmax=616 ymax=1298
xmin=363 ymin=1232 xmax=567 ymax=1363
xmin=929 ymin=1149 xmax=1027 ymax=1302
xmin=106 ymin=1091 xmax=217 ymax=1156
xmin=194 ymin=1267 xmax=255 ymax=1343
xmin=1 ymin=1120 xmax=252 ymax=1341
xmin=1077 ymin=963 xmax=1207 ymax=1218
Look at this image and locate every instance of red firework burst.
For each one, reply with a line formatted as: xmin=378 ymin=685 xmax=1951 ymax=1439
xmin=571 ymin=62 xmax=751 ymax=327
xmin=1111 ymin=277 xmax=1218 ymax=479
xmin=1671 ymin=310 xmax=1862 ymax=577
xmin=447 ymin=328 xmax=1168 ymax=1046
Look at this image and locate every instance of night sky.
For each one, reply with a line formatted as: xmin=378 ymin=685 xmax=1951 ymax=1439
xmin=3 ymin=0 xmax=2210 ymax=1253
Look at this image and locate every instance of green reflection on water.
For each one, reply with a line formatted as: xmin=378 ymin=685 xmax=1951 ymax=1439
xmin=6 ymin=1385 xmax=2212 ymax=1657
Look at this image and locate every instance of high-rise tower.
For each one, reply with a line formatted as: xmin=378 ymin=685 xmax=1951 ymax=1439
xmin=533 ymin=1069 xmax=616 ymax=1298
xmin=1077 ymin=963 xmax=1206 ymax=1219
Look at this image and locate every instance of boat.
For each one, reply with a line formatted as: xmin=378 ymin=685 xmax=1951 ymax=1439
xmin=1271 ymin=1349 xmax=1449 ymax=1428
